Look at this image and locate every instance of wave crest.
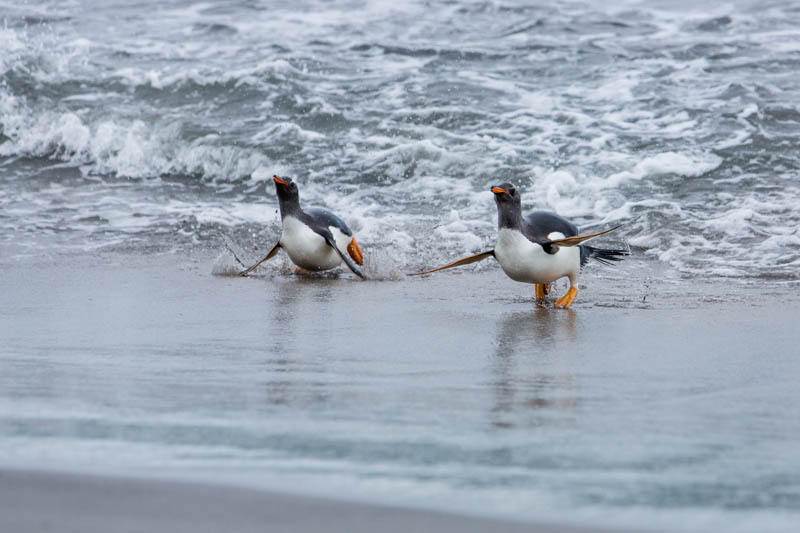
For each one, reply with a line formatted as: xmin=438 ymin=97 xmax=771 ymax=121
xmin=0 ymin=92 xmax=267 ymax=181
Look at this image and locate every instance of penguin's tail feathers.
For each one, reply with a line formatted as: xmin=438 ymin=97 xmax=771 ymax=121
xmin=581 ymin=244 xmax=630 ymax=268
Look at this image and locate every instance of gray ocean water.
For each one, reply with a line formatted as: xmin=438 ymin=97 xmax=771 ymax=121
xmin=2 ymin=0 xmax=800 ymax=531
xmin=2 ymin=0 xmax=799 ymax=277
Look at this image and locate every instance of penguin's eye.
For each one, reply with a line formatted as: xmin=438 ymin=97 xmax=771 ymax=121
xmin=509 ymin=188 xmax=516 ymax=196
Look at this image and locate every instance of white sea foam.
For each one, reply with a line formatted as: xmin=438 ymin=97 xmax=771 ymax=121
xmin=2 ymin=0 xmax=800 ymax=284
xmin=603 ymin=152 xmax=723 ymax=188
xmin=0 ymin=92 xmax=268 ymax=180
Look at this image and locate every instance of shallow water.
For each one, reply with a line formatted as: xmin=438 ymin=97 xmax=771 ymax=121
xmin=2 ymin=1 xmax=800 ymax=531
xmin=2 ymin=255 xmax=800 ymax=531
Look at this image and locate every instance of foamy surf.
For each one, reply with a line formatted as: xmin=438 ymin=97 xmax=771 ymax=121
xmin=2 ymin=0 xmax=799 ymax=283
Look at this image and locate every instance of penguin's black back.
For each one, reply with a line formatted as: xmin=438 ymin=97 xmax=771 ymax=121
xmin=524 ymin=211 xmax=579 ymax=241
xmin=304 ymin=207 xmax=353 ymax=237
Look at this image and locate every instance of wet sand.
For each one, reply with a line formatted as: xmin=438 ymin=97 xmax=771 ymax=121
xmin=1 ymin=249 xmax=798 ymax=532
xmin=0 ymin=468 xmax=623 ymax=533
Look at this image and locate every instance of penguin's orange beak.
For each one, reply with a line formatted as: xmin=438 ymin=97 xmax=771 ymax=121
xmin=273 ymin=175 xmax=289 ymax=186
xmin=491 ymin=186 xmax=509 ymax=195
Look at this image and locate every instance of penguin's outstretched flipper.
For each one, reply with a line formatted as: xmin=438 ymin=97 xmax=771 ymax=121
xmin=542 ymin=225 xmax=622 ymax=249
xmin=239 ymin=242 xmax=281 ymax=277
xmin=413 ymin=251 xmax=495 ymax=276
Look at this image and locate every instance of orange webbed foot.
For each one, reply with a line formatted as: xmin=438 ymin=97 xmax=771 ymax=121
xmin=554 ymin=287 xmax=578 ymax=308
xmin=535 ymin=284 xmax=546 ymax=302
xmin=347 ymin=237 xmax=364 ymax=266
xmin=534 ymin=283 xmax=552 ymax=303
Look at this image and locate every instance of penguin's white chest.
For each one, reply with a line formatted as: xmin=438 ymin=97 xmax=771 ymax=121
xmin=280 ymin=216 xmax=347 ymax=271
xmin=494 ymin=229 xmax=580 ymax=284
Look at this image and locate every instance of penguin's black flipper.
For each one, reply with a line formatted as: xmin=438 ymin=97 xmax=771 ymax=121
xmin=321 ymin=233 xmax=366 ymax=280
xmin=239 ymin=242 xmax=281 ymax=277
xmin=413 ymin=250 xmax=495 ymax=276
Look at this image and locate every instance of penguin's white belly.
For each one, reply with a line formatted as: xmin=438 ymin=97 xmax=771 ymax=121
xmin=280 ymin=216 xmax=347 ymax=271
xmin=494 ymin=229 xmax=579 ymax=284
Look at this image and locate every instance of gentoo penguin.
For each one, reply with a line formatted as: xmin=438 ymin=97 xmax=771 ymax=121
xmin=239 ymin=175 xmax=365 ymax=279
xmin=416 ymin=182 xmax=628 ymax=307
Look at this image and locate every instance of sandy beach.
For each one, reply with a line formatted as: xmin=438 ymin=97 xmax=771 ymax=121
xmin=1 ymin=249 xmax=799 ymax=532
xmin=0 ymin=468 xmax=625 ymax=533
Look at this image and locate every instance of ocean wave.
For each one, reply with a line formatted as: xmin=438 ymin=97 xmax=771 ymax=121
xmin=111 ymin=59 xmax=303 ymax=91
xmin=603 ymin=152 xmax=723 ymax=188
xmin=2 ymin=0 xmax=800 ymax=282
xmin=0 ymin=92 xmax=267 ymax=181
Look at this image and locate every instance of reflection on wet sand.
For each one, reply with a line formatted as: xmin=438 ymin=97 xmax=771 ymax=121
xmin=489 ymin=307 xmax=579 ymax=429
xmin=261 ymin=276 xmax=336 ymax=408
xmin=495 ymin=307 xmax=578 ymax=352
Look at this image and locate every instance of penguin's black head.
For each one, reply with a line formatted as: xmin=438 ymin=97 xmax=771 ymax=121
xmin=491 ymin=182 xmax=520 ymax=205
xmin=491 ymin=182 xmax=523 ymax=229
xmin=273 ymin=175 xmax=299 ymax=202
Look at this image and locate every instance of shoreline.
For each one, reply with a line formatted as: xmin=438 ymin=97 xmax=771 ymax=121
xmin=0 ymin=468 xmax=625 ymax=533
